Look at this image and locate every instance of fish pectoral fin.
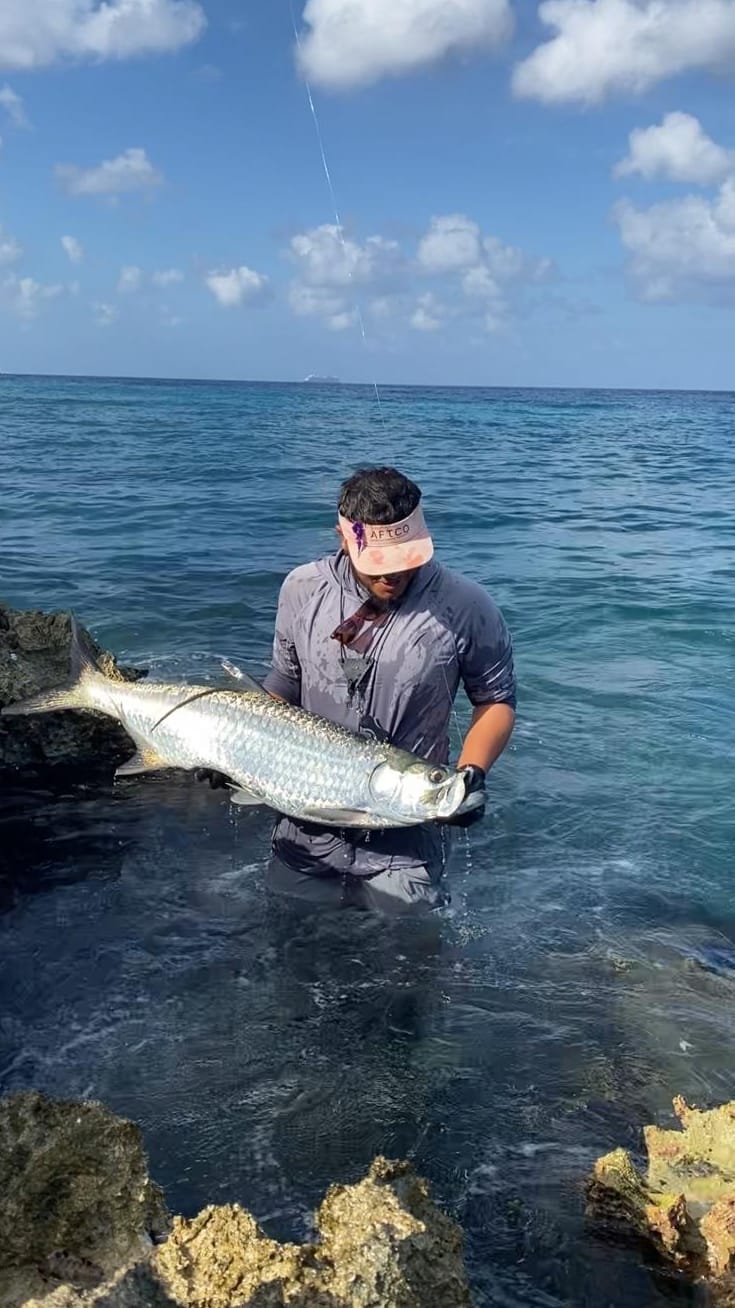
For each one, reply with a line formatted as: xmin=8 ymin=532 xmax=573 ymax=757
xmin=115 ymin=746 xmax=170 ymax=778
xmin=298 ymin=805 xmax=379 ymax=828
xmin=228 ymin=787 xmax=267 ymax=807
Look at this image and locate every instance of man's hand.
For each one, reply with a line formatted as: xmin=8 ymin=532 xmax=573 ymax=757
xmin=194 ymin=768 xmax=232 ymax=791
xmin=439 ymin=764 xmax=487 ymax=828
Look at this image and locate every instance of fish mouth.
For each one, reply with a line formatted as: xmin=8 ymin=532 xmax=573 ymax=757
xmin=432 ymin=773 xmax=468 ymax=819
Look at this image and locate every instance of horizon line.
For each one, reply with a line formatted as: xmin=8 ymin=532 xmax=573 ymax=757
xmin=2 ymin=370 xmax=734 ymax=397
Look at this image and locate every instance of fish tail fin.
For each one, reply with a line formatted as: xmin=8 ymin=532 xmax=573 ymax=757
xmin=1 ymin=613 xmax=106 ymax=718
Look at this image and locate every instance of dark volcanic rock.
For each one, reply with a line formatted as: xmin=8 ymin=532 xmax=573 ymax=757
xmin=0 ymin=604 xmax=144 ymax=777
xmin=0 ymin=1092 xmax=169 ymax=1307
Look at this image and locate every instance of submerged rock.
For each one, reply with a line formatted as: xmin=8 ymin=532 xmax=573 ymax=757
xmin=0 ymin=604 xmax=143 ymax=776
xmin=0 ymin=1093 xmax=471 ymax=1308
xmin=587 ymin=1095 xmax=735 ymax=1301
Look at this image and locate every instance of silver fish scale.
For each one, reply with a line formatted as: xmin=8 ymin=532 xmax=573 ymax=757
xmin=105 ymin=681 xmax=409 ymax=825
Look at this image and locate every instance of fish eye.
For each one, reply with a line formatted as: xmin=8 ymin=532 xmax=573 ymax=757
xmin=428 ymin=767 xmax=446 ymax=784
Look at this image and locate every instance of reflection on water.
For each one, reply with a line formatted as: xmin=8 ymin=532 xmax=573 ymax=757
xmin=2 ymin=774 xmax=732 ymax=1305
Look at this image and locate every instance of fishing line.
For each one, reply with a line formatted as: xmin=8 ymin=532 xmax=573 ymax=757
xmin=288 ymin=0 xmax=386 ymax=426
xmin=446 ymin=675 xmax=475 ymax=877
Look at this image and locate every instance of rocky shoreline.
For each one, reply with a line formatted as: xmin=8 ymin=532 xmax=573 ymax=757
xmin=0 ymin=1092 xmax=471 ymax=1308
xmin=3 ymin=1087 xmax=734 ymax=1307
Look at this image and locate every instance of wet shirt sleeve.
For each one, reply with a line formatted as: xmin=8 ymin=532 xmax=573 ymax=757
xmin=262 ymin=577 xmax=302 ymax=704
xmin=455 ymin=585 xmax=517 ymax=710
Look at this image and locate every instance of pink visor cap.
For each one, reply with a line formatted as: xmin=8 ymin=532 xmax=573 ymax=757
xmin=338 ymin=504 xmax=434 ymax=576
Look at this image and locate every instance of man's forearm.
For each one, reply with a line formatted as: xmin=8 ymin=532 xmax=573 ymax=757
xmin=457 ymin=702 xmax=515 ymax=773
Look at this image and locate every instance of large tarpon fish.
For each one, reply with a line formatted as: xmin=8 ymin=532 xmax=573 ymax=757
xmin=1 ymin=618 xmax=475 ymax=829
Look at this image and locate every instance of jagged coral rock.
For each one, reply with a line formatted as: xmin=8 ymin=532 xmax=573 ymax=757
xmin=0 ymin=1095 xmax=471 ymax=1308
xmin=151 ymin=1205 xmax=317 ymax=1307
xmin=587 ymin=1097 xmax=735 ymax=1300
xmin=149 ymin=1158 xmax=471 ymax=1308
xmin=645 ymin=1097 xmax=735 ymax=1208
xmin=702 ymin=1199 xmax=735 ymax=1278
xmin=316 ymin=1157 xmax=470 ymax=1308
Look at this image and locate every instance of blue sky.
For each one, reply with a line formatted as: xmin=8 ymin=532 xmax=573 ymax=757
xmin=0 ymin=0 xmax=734 ymax=388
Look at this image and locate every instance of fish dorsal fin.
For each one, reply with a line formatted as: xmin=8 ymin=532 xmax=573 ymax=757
xmin=221 ymin=659 xmax=267 ymax=695
xmin=116 ymin=745 xmax=169 ymax=778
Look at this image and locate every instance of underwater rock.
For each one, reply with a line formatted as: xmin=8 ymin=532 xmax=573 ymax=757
xmin=587 ymin=1095 xmax=735 ymax=1300
xmin=0 ymin=604 xmax=143 ymax=776
xmin=0 ymin=1094 xmax=471 ymax=1308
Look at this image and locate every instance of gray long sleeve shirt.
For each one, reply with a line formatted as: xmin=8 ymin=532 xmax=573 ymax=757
xmin=263 ymin=552 xmax=516 ymax=878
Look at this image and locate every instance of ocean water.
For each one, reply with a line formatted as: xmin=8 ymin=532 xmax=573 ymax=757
xmin=1 ymin=374 xmax=734 ymax=1306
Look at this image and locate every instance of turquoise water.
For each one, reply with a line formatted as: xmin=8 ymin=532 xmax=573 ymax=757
xmin=1 ymin=375 xmax=734 ymax=1304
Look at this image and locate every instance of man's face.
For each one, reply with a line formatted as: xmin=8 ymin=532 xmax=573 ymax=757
xmin=353 ymin=566 xmax=419 ymax=606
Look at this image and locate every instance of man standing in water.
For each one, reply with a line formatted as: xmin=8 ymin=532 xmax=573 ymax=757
xmin=203 ymin=467 xmax=516 ymax=912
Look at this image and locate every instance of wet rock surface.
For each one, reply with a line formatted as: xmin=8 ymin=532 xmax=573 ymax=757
xmin=0 ymin=605 xmax=142 ymax=777
xmin=0 ymin=1094 xmax=471 ymax=1308
xmin=587 ymin=1095 xmax=735 ymax=1301
xmin=0 ymin=1092 xmax=169 ymax=1308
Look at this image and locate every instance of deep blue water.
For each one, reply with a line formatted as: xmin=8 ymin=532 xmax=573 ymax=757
xmin=1 ymin=375 xmax=734 ymax=1306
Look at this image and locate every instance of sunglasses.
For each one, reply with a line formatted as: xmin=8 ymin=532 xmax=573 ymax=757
xmin=330 ymin=598 xmax=388 ymax=647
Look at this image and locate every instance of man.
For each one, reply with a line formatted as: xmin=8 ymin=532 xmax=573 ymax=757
xmin=203 ymin=467 xmax=516 ymax=913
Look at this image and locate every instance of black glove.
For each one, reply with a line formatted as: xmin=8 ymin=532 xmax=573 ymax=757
xmin=194 ymin=768 xmax=232 ymax=791
xmin=440 ymin=764 xmax=487 ymax=828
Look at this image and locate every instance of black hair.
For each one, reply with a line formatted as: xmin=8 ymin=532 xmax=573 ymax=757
xmin=337 ymin=466 xmax=422 ymax=525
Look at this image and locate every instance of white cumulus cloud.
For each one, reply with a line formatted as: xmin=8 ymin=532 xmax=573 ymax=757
xmin=205 ymin=266 xmax=270 ymax=308
xmin=152 ymin=268 xmax=183 ymax=286
xmin=418 ymin=212 xmax=552 ymax=332
xmin=94 ymin=301 xmax=119 ymax=326
xmin=61 ymin=234 xmax=84 ymax=263
xmin=286 ymin=215 xmax=552 ymax=337
xmin=410 ymin=292 xmax=445 ymax=331
xmin=417 ymin=214 xmax=483 ymax=273
xmin=0 ymin=84 xmax=28 ymax=127
xmin=461 ymin=263 xmax=502 ymax=300
xmin=2 ymin=275 xmax=64 ymax=319
xmin=615 ymin=179 xmax=735 ymax=301
xmin=288 ymin=282 xmax=357 ymax=331
xmin=513 ymin=0 xmax=735 ymax=105
xmin=615 ymin=111 xmax=735 ymax=184
xmin=56 ymin=148 xmax=163 ymax=198
xmin=290 ymin=224 xmax=402 ymax=288
xmin=0 ymin=0 xmax=205 ymax=72
xmin=287 ymin=223 xmax=403 ymax=329
xmin=0 ymin=226 xmax=22 ymax=265
xmin=117 ymin=264 xmax=142 ymax=293
xmin=297 ymin=0 xmax=513 ymax=89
